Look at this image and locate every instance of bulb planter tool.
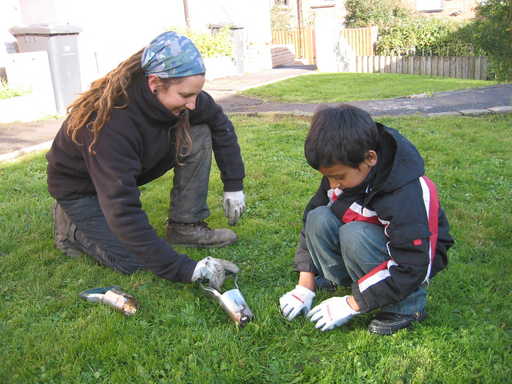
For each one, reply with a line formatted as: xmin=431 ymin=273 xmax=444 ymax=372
xmin=201 ymin=275 xmax=254 ymax=327
xmin=79 ymin=286 xmax=138 ymax=316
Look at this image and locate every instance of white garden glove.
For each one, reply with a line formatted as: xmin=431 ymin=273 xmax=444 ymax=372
xmin=191 ymin=257 xmax=240 ymax=290
xmin=279 ymin=285 xmax=316 ymax=321
xmin=327 ymin=187 xmax=342 ymax=207
xmin=307 ymin=296 xmax=359 ymax=331
xmin=223 ymin=190 xmax=246 ymax=226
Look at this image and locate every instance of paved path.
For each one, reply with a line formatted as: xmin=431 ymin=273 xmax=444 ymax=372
xmin=0 ymin=66 xmax=315 ymax=160
xmin=1 ymin=66 xmax=511 ymax=161
xmin=222 ymin=84 xmax=512 ymax=116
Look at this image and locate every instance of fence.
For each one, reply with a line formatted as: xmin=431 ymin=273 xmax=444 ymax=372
xmin=273 ymin=26 xmax=488 ymax=79
xmin=340 ymin=27 xmax=375 ymax=56
xmin=354 ymin=55 xmax=488 ymax=80
xmin=271 ymin=28 xmax=315 ymax=65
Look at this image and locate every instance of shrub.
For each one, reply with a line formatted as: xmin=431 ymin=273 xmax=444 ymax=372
xmin=375 ymin=18 xmax=482 ymax=56
xmin=345 ymin=0 xmax=413 ymax=29
xmin=169 ymin=27 xmax=233 ymax=58
xmin=271 ymin=4 xmax=293 ymax=30
xmin=470 ymin=0 xmax=512 ymax=81
xmin=0 ymin=80 xmax=28 ymax=100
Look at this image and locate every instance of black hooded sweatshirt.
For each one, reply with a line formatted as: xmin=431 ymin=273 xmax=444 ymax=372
xmin=294 ymin=124 xmax=453 ymax=313
xmin=46 ymin=73 xmax=245 ymax=283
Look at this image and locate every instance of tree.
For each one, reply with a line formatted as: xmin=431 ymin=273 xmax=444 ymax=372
xmin=471 ymin=0 xmax=512 ymax=80
xmin=271 ymin=4 xmax=293 ymax=30
xmin=344 ymin=0 xmax=412 ymax=29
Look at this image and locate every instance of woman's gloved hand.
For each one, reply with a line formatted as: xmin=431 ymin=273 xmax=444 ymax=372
xmin=223 ymin=191 xmax=246 ymax=226
xmin=279 ymin=285 xmax=316 ymax=321
xmin=191 ymin=256 xmax=240 ymax=290
xmin=307 ymin=296 xmax=359 ymax=331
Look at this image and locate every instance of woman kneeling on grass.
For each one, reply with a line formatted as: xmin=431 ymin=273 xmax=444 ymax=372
xmin=46 ymin=31 xmax=246 ymax=289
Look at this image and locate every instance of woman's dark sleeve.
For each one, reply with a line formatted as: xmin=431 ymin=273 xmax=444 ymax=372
xmin=77 ymin=121 xmax=197 ymax=282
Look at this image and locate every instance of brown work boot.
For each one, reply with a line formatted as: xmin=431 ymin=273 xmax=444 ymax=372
xmin=53 ymin=202 xmax=82 ymax=258
xmin=166 ymin=221 xmax=237 ymax=248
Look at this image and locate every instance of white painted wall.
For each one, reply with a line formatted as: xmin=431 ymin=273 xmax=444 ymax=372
xmin=186 ymin=0 xmax=273 ymax=72
xmin=0 ymin=0 xmax=22 ymax=69
xmin=187 ymin=0 xmax=272 ymax=44
xmin=5 ymin=0 xmax=272 ymax=89
xmin=311 ymin=1 xmax=351 ymax=73
xmin=16 ymin=0 xmax=186 ymax=88
xmin=10 ymin=0 xmax=271 ymax=89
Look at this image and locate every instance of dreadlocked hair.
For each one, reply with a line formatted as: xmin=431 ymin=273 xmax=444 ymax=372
xmin=175 ymin=109 xmax=192 ymax=165
xmin=65 ymin=49 xmax=193 ymax=161
xmin=66 ymin=48 xmax=144 ymax=154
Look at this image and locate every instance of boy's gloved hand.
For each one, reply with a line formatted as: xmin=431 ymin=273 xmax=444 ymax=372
xmin=326 ymin=187 xmax=342 ymax=206
xmin=279 ymin=285 xmax=315 ymax=321
xmin=223 ymin=191 xmax=246 ymax=226
xmin=307 ymin=296 xmax=359 ymax=331
xmin=191 ymin=257 xmax=240 ymax=290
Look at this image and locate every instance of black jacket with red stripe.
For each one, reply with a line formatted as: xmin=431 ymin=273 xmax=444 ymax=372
xmin=294 ymin=124 xmax=453 ymax=313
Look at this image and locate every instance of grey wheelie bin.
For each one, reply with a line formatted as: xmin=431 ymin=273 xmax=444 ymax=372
xmin=10 ymin=24 xmax=82 ymax=114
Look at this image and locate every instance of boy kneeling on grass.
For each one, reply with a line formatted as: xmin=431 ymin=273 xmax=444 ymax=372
xmin=280 ymin=104 xmax=453 ymax=335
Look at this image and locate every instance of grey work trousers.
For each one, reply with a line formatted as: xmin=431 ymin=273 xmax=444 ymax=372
xmin=54 ymin=124 xmax=212 ymax=273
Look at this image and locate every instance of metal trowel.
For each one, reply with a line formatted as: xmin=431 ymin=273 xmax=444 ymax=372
xmin=201 ymin=274 xmax=254 ymax=327
xmin=79 ymin=286 xmax=138 ymax=316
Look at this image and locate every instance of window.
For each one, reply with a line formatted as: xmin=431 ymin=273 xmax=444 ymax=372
xmin=416 ymin=0 xmax=443 ymax=11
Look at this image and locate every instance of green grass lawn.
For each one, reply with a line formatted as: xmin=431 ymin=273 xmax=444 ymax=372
xmin=1 ymin=114 xmax=511 ymax=383
xmin=242 ymin=73 xmax=499 ymax=103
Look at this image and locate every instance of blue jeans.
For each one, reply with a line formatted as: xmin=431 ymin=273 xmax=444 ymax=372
xmin=305 ymin=206 xmax=426 ymax=315
xmin=55 ymin=124 xmax=212 ymax=273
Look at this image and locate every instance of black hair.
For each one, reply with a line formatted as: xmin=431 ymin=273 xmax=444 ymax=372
xmin=305 ymin=104 xmax=381 ymax=169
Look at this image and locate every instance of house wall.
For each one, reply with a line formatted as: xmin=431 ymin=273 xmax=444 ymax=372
xmin=273 ymin=0 xmax=347 ymax=29
xmin=185 ymin=0 xmax=273 ymax=72
xmin=277 ymin=0 xmax=478 ymax=27
xmin=3 ymin=0 xmax=272 ymax=90
xmin=15 ymin=0 xmax=185 ymax=89
xmin=0 ymin=0 xmax=22 ymax=75
xmin=402 ymin=0 xmax=479 ymax=20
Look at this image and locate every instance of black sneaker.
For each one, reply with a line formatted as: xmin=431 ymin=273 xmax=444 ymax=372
xmin=368 ymin=311 xmax=427 ymax=335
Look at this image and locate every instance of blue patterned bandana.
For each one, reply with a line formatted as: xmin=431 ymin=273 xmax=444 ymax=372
xmin=141 ymin=31 xmax=206 ymax=78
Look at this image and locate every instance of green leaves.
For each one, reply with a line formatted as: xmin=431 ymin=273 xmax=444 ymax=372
xmin=345 ymin=0 xmax=413 ymax=29
xmin=376 ymin=18 xmax=482 ymax=57
xmin=168 ymin=27 xmax=233 ymax=58
xmin=470 ymin=0 xmax=512 ymax=81
xmin=0 ymin=79 xmax=30 ymax=100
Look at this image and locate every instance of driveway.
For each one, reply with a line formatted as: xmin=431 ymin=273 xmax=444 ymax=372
xmin=220 ymin=84 xmax=512 ymax=116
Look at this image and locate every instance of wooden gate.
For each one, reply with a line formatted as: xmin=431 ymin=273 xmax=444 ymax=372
xmin=272 ymin=27 xmax=316 ymax=66
xmin=340 ymin=27 xmax=375 ymax=56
